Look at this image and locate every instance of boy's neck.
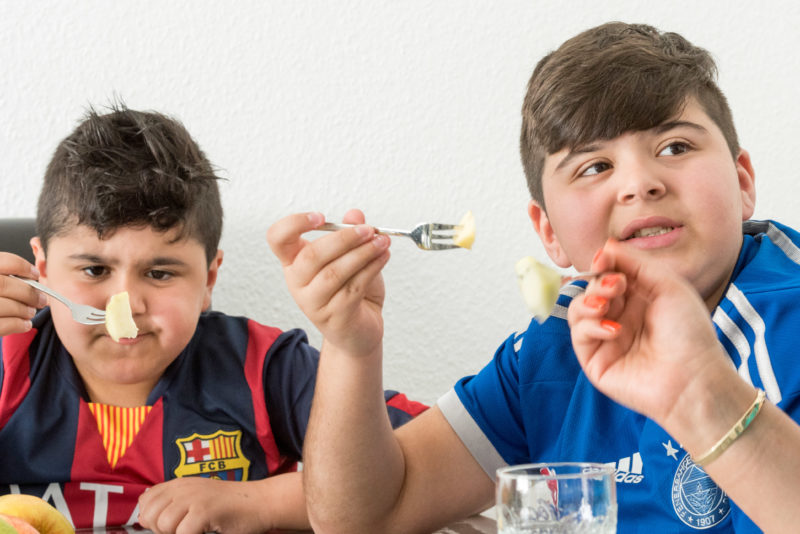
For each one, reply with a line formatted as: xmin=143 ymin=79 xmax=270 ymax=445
xmin=84 ymin=379 xmax=156 ymax=407
xmin=702 ymin=262 xmax=737 ymax=313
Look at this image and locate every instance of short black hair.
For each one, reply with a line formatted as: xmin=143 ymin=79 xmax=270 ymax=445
xmin=37 ymin=103 xmax=223 ymax=263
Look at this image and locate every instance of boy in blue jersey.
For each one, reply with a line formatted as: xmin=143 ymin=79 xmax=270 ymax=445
xmin=0 ymin=104 xmax=426 ymax=532
xmin=269 ymin=22 xmax=800 ymax=532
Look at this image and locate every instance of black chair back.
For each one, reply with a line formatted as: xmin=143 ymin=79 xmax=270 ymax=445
xmin=0 ymin=218 xmax=37 ymax=264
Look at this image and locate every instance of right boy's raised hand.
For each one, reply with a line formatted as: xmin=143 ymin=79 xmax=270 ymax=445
xmin=0 ymin=252 xmax=45 ymax=336
xmin=267 ymin=209 xmax=391 ymax=359
xmin=567 ymin=239 xmax=738 ymax=430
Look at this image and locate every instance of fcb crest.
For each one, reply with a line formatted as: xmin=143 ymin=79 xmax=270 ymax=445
xmin=174 ymin=429 xmax=251 ymax=481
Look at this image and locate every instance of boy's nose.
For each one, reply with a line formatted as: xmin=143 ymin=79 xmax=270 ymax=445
xmin=111 ymin=279 xmax=145 ymax=314
xmin=615 ymin=165 xmax=667 ymax=204
xmin=125 ymin=290 xmax=146 ymax=315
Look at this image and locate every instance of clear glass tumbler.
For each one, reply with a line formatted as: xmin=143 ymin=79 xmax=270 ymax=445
xmin=496 ymin=462 xmax=617 ymax=533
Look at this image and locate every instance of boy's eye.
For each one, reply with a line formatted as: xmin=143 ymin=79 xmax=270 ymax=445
xmin=579 ymin=161 xmax=611 ymax=177
xmin=82 ymin=266 xmax=108 ymax=278
xmin=658 ymin=142 xmax=689 ymax=156
xmin=147 ymin=269 xmax=173 ymax=281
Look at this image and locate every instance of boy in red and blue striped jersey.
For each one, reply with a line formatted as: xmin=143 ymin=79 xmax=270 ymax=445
xmin=0 ymin=104 xmax=426 ymax=532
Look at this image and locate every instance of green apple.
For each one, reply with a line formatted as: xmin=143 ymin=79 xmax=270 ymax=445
xmin=515 ymin=256 xmax=562 ymax=322
xmin=0 ymin=495 xmax=73 ymax=534
xmin=0 ymin=515 xmax=30 ymax=534
xmin=0 ymin=514 xmax=38 ymax=534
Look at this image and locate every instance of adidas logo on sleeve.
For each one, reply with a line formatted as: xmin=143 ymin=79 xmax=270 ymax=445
xmin=606 ymin=452 xmax=644 ymax=484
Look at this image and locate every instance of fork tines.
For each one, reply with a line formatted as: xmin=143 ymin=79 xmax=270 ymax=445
xmin=428 ymin=223 xmax=458 ymax=239
xmin=427 ymin=223 xmax=460 ymax=250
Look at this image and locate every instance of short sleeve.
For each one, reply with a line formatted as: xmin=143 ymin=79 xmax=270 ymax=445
xmin=438 ymin=332 xmax=528 ymax=478
xmin=263 ymin=330 xmax=430 ymax=459
xmin=263 ymin=329 xmax=319 ymax=458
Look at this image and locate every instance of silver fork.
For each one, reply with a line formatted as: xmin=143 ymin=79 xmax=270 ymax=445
xmin=318 ymin=222 xmax=460 ymax=251
xmin=10 ymin=275 xmax=106 ymax=325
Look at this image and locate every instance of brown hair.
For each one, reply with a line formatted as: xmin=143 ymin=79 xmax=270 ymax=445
xmin=37 ymin=104 xmax=223 ymax=263
xmin=520 ymin=22 xmax=739 ymax=208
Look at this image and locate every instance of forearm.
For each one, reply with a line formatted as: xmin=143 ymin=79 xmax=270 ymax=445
xmin=251 ymin=472 xmax=310 ymax=531
xmin=664 ymin=365 xmax=800 ymax=532
xmin=137 ymin=472 xmax=310 ymax=533
xmin=304 ymin=341 xmax=406 ymax=533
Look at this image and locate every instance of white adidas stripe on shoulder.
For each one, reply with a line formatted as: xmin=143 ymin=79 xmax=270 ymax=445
xmin=551 ymin=284 xmax=585 ymax=320
xmin=513 ymin=331 xmax=524 ymax=352
xmin=712 ymin=307 xmax=753 ymax=385
xmin=722 ymin=283 xmax=782 ymax=404
xmin=764 ymin=221 xmax=800 ymax=265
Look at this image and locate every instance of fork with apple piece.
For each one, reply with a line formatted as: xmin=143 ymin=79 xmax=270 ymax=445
xmin=9 ymin=276 xmax=137 ymax=342
xmin=317 ymin=211 xmax=476 ymax=251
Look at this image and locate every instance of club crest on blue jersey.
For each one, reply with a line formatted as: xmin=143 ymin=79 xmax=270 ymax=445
xmin=671 ymin=454 xmax=729 ymax=529
xmin=174 ymin=429 xmax=251 ymax=481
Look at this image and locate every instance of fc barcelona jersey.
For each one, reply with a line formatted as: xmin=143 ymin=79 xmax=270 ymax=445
xmin=0 ymin=310 xmax=425 ymax=528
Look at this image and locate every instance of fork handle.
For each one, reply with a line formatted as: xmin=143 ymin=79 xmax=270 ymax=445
xmin=562 ymin=271 xmax=600 ymax=282
xmin=9 ymin=275 xmax=73 ymax=307
xmin=317 ymin=223 xmax=410 ymax=238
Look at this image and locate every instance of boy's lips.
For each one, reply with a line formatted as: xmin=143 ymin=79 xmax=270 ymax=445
xmin=113 ymin=335 xmax=143 ymax=346
xmin=619 ymin=217 xmax=683 ymax=249
xmin=99 ymin=325 xmax=147 ymax=344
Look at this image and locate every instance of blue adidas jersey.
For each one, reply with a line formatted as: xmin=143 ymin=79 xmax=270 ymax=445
xmin=0 ymin=310 xmax=426 ymax=528
xmin=441 ymin=219 xmax=800 ymax=532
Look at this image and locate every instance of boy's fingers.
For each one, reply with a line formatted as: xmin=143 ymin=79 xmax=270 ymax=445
xmin=567 ymin=273 xmax=626 ymax=327
xmin=0 ymin=317 xmax=34 ymax=336
xmin=0 ymin=275 xmax=46 ymax=310
xmin=342 ymin=208 xmax=366 ymax=225
xmin=570 ymin=316 xmax=624 ymax=381
xmin=267 ymin=212 xmax=325 ymax=266
xmin=0 ymin=297 xmax=38 ymax=319
xmin=285 ymin=217 xmax=386 ymax=287
xmin=595 ymin=239 xmax=673 ymax=296
xmin=301 ymin=234 xmax=390 ymax=305
xmin=0 ymin=252 xmax=39 ymax=278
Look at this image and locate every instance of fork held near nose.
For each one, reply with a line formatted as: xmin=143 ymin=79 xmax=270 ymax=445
xmin=9 ymin=275 xmax=106 ymax=325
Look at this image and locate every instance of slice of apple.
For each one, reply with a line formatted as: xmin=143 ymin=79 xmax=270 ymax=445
xmin=515 ymin=256 xmax=562 ymax=323
xmin=105 ymin=291 xmax=138 ymax=342
xmin=452 ymin=211 xmax=475 ymax=249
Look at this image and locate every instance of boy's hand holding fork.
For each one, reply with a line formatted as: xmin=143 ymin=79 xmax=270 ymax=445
xmin=267 ymin=208 xmax=391 ymax=360
xmin=0 ymin=252 xmax=44 ymax=336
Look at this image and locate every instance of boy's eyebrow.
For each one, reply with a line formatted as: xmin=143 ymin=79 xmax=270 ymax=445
xmin=554 ymin=120 xmax=708 ymax=172
xmin=67 ymin=253 xmax=109 ymax=264
xmin=554 ymin=144 xmax=603 ymax=171
xmin=67 ymin=253 xmax=190 ymax=267
xmin=651 ymin=119 xmax=708 ymax=136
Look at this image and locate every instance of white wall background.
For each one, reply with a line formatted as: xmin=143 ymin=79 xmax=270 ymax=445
xmin=3 ymin=1 xmax=800 ymax=404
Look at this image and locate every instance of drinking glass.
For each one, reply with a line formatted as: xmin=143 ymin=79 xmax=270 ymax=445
xmin=496 ymin=462 xmax=617 ymax=533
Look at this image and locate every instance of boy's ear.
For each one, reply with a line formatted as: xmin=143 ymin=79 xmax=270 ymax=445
xmin=736 ymin=148 xmax=756 ymax=220
xmin=29 ymin=237 xmax=47 ymax=278
xmin=527 ymin=200 xmax=571 ymax=268
xmin=202 ymin=249 xmax=224 ymax=311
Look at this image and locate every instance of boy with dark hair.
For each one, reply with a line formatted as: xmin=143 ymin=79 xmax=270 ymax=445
xmin=0 ymin=105 xmax=425 ymax=532
xmin=269 ymin=22 xmax=800 ymax=532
